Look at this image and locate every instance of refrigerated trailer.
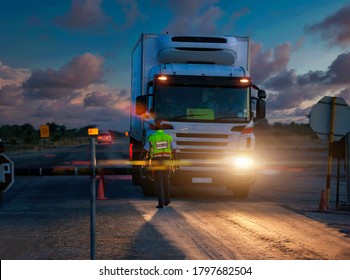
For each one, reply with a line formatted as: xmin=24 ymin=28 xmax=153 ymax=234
xmin=130 ymin=33 xmax=266 ymax=197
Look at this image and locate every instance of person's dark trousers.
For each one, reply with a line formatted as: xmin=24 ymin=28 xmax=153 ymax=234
xmin=153 ymin=158 xmax=171 ymax=206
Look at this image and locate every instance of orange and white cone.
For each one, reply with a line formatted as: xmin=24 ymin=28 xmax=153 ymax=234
xmin=97 ymin=176 xmax=108 ymax=200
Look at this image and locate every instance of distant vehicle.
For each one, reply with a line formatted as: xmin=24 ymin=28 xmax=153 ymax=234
xmin=0 ymin=138 xmax=4 ymax=153
xmin=97 ymin=131 xmax=112 ymax=144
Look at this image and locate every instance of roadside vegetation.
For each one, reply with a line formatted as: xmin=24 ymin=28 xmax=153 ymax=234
xmin=0 ymin=121 xmax=324 ymax=152
xmin=254 ymin=120 xmax=326 ymax=150
xmin=0 ymin=123 xmax=124 ymax=151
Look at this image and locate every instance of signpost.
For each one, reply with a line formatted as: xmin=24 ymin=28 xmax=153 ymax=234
xmin=0 ymin=153 xmax=15 ymax=193
xmin=40 ymin=125 xmax=50 ymax=138
xmin=310 ymin=96 xmax=350 ymax=209
xmin=88 ymin=127 xmax=98 ymax=260
xmin=40 ymin=125 xmax=50 ymax=150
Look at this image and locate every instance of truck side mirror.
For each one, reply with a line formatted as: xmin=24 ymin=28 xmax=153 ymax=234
xmin=136 ymin=95 xmax=147 ymax=115
xmin=256 ymin=98 xmax=266 ymax=119
xmin=258 ymin=89 xmax=266 ymax=99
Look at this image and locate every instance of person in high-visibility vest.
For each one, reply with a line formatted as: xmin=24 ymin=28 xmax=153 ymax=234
xmin=144 ymin=119 xmax=175 ymax=209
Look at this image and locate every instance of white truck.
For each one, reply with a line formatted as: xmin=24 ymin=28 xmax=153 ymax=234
xmin=130 ymin=33 xmax=266 ymax=197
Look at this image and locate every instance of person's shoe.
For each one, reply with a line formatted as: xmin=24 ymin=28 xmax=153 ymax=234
xmin=164 ymin=201 xmax=171 ymax=206
xmin=156 ymin=205 xmax=164 ymax=209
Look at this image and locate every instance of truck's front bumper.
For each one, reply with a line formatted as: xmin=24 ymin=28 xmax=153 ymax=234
xmin=170 ymin=168 xmax=257 ymax=187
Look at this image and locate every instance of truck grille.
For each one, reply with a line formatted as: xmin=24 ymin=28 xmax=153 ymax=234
xmin=175 ymin=133 xmax=231 ymax=169
xmin=176 ymin=133 xmax=228 ymax=138
xmin=176 ymin=141 xmax=227 ymax=146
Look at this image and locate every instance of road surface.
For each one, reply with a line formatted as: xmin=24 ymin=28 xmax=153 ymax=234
xmin=0 ymin=136 xmax=349 ymax=259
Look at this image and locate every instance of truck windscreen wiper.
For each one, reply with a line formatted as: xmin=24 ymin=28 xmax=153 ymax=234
xmin=171 ymin=114 xmax=206 ymax=120
xmin=214 ymin=116 xmax=240 ymax=120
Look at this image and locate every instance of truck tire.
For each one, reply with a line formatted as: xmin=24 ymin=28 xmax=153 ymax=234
xmin=232 ymin=184 xmax=250 ymax=198
xmin=131 ymin=142 xmax=143 ymax=186
xmin=132 ymin=167 xmax=142 ymax=186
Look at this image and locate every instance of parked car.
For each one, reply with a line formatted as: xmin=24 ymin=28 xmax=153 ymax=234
xmin=97 ymin=131 xmax=112 ymax=144
xmin=0 ymin=138 xmax=4 ymax=153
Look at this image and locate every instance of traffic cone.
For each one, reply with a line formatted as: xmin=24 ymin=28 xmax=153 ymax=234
xmin=97 ymin=175 xmax=108 ymax=200
xmin=318 ymin=190 xmax=327 ymax=212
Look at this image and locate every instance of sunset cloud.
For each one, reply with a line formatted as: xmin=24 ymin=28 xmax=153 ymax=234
xmin=1 ymin=1 xmax=350 ymax=129
xmin=0 ymin=62 xmax=31 ymax=87
xmin=0 ymin=85 xmax=23 ymax=106
xmin=23 ymin=53 xmax=104 ymax=100
xmin=0 ymin=55 xmax=129 ymax=129
xmin=250 ymin=42 xmax=291 ymax=85
xmin=305 ymin=4 xmax=350 ymax=48
xmin=262 ymin=52 xmax=350 ymax=111
xmin=164 ymin=0 xmax=223 ymax=34
xmin=54 ymin=0 xmax=110 ymax=29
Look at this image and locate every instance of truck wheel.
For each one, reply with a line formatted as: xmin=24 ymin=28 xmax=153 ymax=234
xmin=232 ymin=185 xmax=250 ymax=198
xmin=131 ymin=142 xmax=143 ymax=186
xmin=132 ymin=167 xmax=142 ymax=185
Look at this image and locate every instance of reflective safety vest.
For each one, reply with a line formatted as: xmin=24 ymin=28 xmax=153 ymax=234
xmin=148 ymin=130 xmax=173 ymax=159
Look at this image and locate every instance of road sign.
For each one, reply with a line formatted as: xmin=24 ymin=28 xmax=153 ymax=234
xmin=40 ymin=125 xmax=50 ymax=138
xmin=310 ymin=96 xmax=350 ymax=141
xmin=0 ymin=153 xmax=15 ymax=193
xmin=88 ymin=128 xmax=99 ymax=136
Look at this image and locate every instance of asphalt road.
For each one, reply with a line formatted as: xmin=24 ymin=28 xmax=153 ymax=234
xmin=0 ymin=137 xmax=349 ymax=260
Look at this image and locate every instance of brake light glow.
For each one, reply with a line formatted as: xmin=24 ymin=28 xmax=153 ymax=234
xmin=129 ymin=143 xmax=133 ymax=160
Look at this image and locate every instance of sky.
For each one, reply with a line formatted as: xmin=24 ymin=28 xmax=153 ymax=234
xmin=1 ymin=0 xmax=350 ymax=131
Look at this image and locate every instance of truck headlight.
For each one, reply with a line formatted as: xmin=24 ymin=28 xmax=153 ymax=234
xmin=226 ymin=156 xmax=255 ymax=170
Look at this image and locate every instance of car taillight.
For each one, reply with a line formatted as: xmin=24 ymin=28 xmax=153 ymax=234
xmin=129 ymin=143 xmax=133 ymax=160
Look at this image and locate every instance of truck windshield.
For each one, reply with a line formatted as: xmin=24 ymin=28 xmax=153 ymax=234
xmin=154 ymin=85 xmax=250 ymax=122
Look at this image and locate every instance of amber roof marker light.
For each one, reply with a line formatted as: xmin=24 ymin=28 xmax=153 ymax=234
xmin=240 ymin=78 xmax=250 ymax=84
xmin=158 ymin=75 xmax=168 ymax=81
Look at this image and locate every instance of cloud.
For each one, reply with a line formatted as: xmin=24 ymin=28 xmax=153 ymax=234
xmin=0 ymin=56 xmax=131 ymax=130
xmin=23 ymin=53 xmax=104 ymax=100
xmin=336 ymin=87 xmax=350 ymax=103
xmin=83 ymin=88 xmax=130 ymax=112
xmin=294 ymin=52 xmax=350 ymax=86
xmin=55 ymin=0 xmax=110 ymax=29
xmin=264 ymin=70 xmax=319 ymax=110
xmin=250 ymin=42 xmax=291 ymax=84
xmin=55 ymin=0 xmax=144 ymax=31
xmin=84 ymin=91 xmax=113 ymax=107
xmin=0 ymin=62 xmax=31 ymax=87
xmin=0 ymin=63 xmax=30 ymax=107
xmin=164 ymin=0 xmax=224 ymax=34
xmin=163 ymin=1 xmax=250 ymax=35
xmin=325 ymin=52 xmax=350 ymax=84
xmin=305 ymin=4 xmax=350 ymax=48
xmin=253 ymin=4 xmax=350 ymax=115
xmin=262 ymin=52 xmax=350 ymax=111
xmin=0 ymin=84 xmax=23 ymax=106
xmin=116 ymin=0 xmax=146 ymax=30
